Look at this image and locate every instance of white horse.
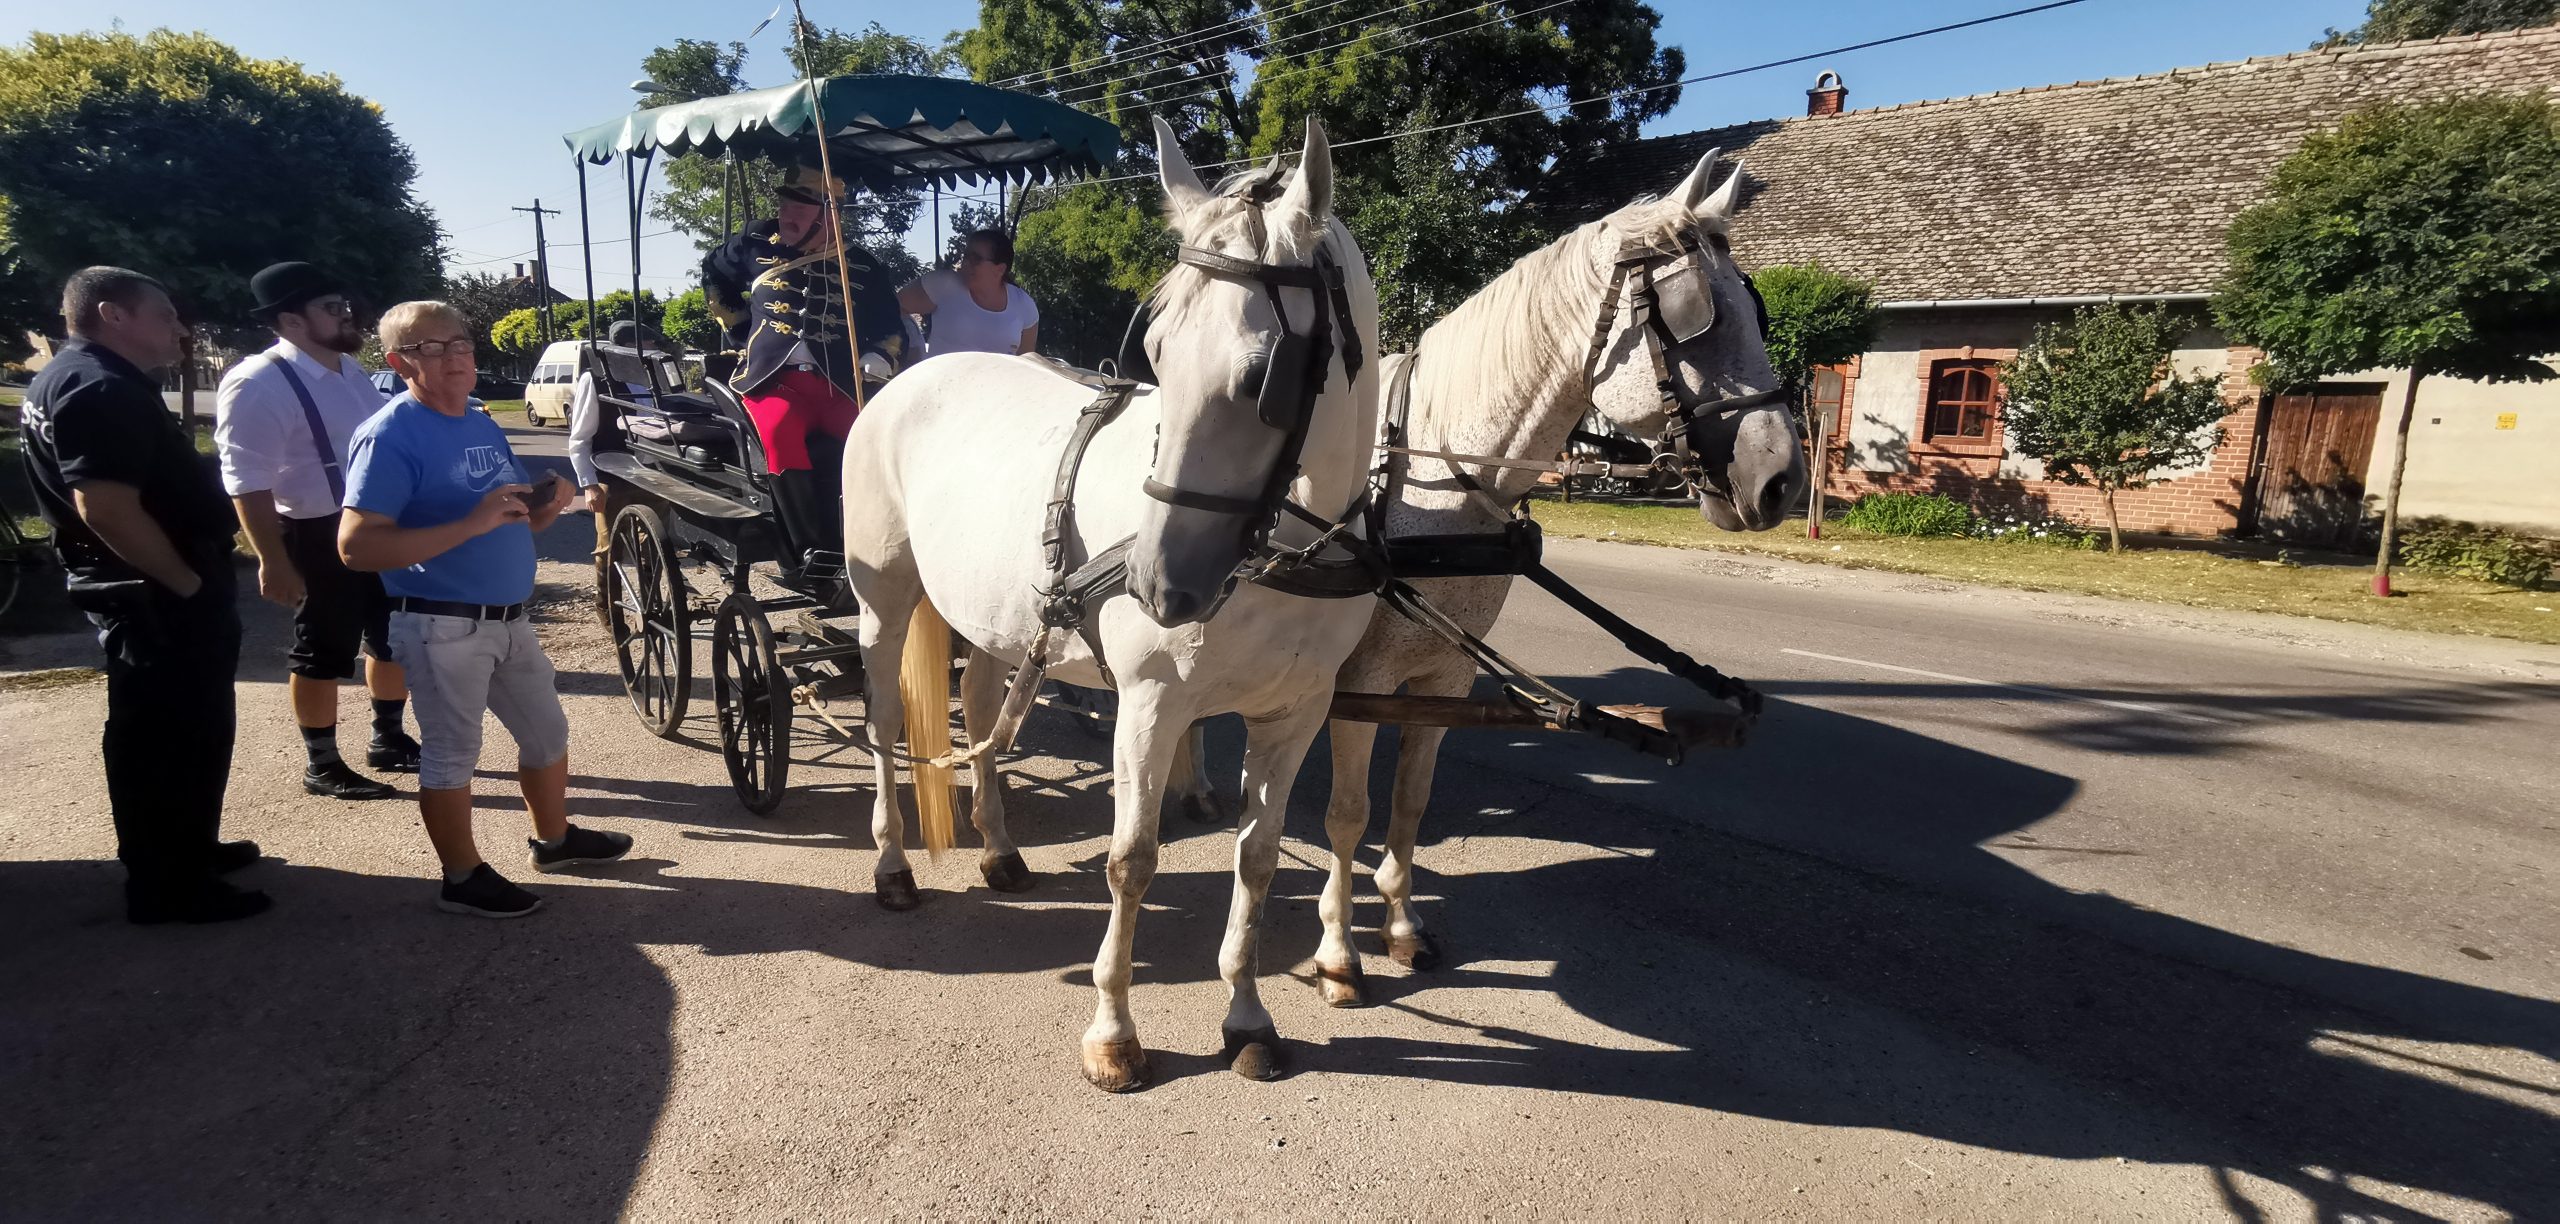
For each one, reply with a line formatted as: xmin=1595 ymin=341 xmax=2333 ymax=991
xmin=1297 ymin=150 xmax=1804 ymax=1006
xmin=838 ymin=117 xmax=1381 ymax=1091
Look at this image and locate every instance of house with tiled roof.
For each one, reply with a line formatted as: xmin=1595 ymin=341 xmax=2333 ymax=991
xmin=1532 ymin=24 xmax=2560 ymax=540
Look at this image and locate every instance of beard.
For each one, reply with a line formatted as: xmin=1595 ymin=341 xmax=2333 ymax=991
xmin=314 ymin=320 xmax=365 ymax=354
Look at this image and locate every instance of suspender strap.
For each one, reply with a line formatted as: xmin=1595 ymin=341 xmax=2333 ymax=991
xmin=267 ymin=355 xmax=345 ymax=504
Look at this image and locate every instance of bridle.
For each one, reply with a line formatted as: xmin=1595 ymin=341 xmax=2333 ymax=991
xmin=1581 ymin=229 xmax=1788 ymax=500
xmin=1134 ymin=189 xmax=1366 ymax=561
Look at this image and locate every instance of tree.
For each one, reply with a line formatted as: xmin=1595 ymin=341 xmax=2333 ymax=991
xmin=1010 ymin=182 xmax=1170 ymax=366
xmin=489 ymin=289 xmax=664 ymax=359
xmin=1998 ymin=305 xmax=2227 ymax=554
xmin=658 ymin=288 xmax=719 ymax=354
xmin=445 ymin=270 xmax=544 ymax=353
xmin=1352 ymin=124 xmax=1549 ymax=351
xmin=0 ymin=30 xmax=442 ymax=344
xmin=958 ymin=0 xmax=1684 ymax=364
xmin=2318 ymin=0 xmax=2558 ymax=46
xmin=1754 ymin=263 xmax=1880 ymax=400
xmin=2217 ymin=94 xmax=2560 ymax=592
xmin=1753 ymin=263 xmax=1879 ymax=538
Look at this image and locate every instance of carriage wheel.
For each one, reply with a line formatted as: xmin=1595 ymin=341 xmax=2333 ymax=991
xmin=606 ymin=503 xmax=692 ymax=738
xmin=712 ymin=593 xmax=791 ymax=814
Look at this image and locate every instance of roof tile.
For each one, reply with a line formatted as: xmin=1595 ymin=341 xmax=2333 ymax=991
xmin=1528 ymin=23 xmax=2560 ymax=301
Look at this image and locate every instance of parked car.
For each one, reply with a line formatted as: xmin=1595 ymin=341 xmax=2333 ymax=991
xmin=369 ymin=368 xmax=485 ymax=413
xmin=524 ymin=340 xmax=585 ymax=425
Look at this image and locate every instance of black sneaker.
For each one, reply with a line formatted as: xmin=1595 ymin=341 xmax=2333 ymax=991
xmin=366 ymin=732 xmax=422 ymax=773
xmin=209 ymin=840 xmax=262 ymax=875
xmin=529 ymin=825 xmax=634 ymax=874
xmin=436 ymin=864 xmax=544 ymax=918
xmin=303 ymin=761 xmax=396 ymax=801
xmin=128 ymin=877 xmax=273 ymax=925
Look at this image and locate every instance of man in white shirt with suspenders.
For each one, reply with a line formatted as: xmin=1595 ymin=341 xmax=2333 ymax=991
xmin=215 ymin=262 xmax=421 ymax=801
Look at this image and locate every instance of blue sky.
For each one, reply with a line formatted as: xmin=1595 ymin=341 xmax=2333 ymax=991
xmin=0 ymin=0 xmax=2366 ymax=299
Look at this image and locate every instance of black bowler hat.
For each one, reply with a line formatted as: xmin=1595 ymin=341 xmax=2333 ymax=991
xmin=248 ymin=261 xmax=345 ymax=319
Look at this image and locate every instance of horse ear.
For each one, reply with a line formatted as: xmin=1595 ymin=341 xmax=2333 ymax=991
xmin=1672 ymin=148 xmax=1721 ymax=211
xmin=1696 ymin=158 xmax=1745 ymax=221
xmin=1276 ymin=115 xmax=1334 ymax=235
xmin=1155 ymin=115 xmax=1211 ymax=221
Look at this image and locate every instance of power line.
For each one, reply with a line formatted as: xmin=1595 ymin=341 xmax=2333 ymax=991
xmin=1047 ymin=0 xmax=1450 ymax=108
xmin=989 ymin=0 xmax=1363 ymax=90
xmin=1094 ymin=0 xmax=1580 ymax=115
xmin=1055 ymin=0 xmax=2103 ymax=189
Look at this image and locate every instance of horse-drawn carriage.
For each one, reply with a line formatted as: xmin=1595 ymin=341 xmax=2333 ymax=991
xmin=558 ymin=74 xmax=1118 ymax=813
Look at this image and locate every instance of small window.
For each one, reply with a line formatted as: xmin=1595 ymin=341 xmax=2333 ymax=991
xmin=1926 ymin=359 xmax=1999 ymax=441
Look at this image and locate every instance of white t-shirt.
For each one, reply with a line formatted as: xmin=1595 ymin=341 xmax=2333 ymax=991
xmin=918 ymin=269 xmax=1039 ymax=358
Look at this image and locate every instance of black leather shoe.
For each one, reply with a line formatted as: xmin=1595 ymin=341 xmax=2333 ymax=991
xmin=128 ymin=877 xmax=273 ymax=925
xmin=366 ymin=732 xmax=421 ymax=773
xmin=210 ymin=840 xmax=262 ymax=875
xmin=304 ymin=761 xmax=396 ymax=801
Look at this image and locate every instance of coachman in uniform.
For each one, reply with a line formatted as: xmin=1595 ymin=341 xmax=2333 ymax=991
xmin=702 ymin=161 xmax=904 ymax=561
xmin=21 ymin=267 xmax=268 ymax=924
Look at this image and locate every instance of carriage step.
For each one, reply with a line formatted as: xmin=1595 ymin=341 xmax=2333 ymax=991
xmin=793 ymin=610 xmax=858 ymax=646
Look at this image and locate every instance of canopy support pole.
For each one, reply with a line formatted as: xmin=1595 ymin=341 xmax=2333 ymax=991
xmin=791 ymin=0 xmax=869 ymax=411
xmin=575 ymin=157 xmax=596 ymax=335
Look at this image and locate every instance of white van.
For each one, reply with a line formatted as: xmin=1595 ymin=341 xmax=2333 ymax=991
xmin=523 ymin=340 xmax=585 ymax=426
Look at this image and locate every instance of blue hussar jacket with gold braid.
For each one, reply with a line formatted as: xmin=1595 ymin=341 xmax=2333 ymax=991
xmin=702 ymin=219 xmax=905 ymax=400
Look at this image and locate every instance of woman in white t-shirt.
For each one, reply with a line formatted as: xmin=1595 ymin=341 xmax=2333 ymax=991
xmin=897 ymin=229 xmax=1039 ymax=358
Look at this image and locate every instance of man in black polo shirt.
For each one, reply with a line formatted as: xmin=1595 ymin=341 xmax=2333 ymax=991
xmin=21 ymin=266 xmax=268 ymax=924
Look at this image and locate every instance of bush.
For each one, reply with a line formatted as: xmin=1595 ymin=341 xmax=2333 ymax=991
xmin=1839 ymin=492 xmax=1975 ymax=538
xmin=1969 ymin=509 xmax=2103 ymax=550
xmin=2394 ymin=518 xmax=2555 ymax=588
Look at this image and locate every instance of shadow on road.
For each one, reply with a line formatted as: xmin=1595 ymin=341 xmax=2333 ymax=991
xmin=7 ymin=629 xmax=2556 ymax=1216
xmin=1289 ymin=664 xmax=2558 ymax=1217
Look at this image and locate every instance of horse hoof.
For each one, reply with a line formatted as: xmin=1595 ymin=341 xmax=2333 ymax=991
xmin=1389 ymin=931 xmax=1443 ymax=971
xmin=874 ymin=870 xmax=921 ymax=912
xmin=1177 ymin=789 xmax=1230 ymax=826
xmin=979 ymin=850 xmax=1036 ymax=894
xmin=1222 ymin=1026 xmax=1286 ymax=1081
xmin=1314 ymin=961 xmax=1370 ymax=1008
xmin=1081 ymin=1038 xmax=1150 ymax=1093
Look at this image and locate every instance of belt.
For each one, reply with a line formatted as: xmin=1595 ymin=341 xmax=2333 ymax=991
xmin=392 ymin=596 xmax=526 ymax=622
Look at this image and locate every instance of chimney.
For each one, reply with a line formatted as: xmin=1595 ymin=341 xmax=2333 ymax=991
xmin=1806 ymin=70 xmax=1847 ymax=117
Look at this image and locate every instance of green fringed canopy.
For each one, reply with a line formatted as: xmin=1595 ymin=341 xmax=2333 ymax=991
xmin=564 ymin=74 xmax=1118 ymax=188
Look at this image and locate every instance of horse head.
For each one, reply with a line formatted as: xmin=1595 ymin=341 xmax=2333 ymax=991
xmin=1586 ymin=150 xmax=1804 ymax=532
xmin=1127 ymin=116 xmax=1371 ymax=625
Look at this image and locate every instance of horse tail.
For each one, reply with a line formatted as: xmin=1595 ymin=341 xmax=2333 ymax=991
xmin=900 ymin=596 xmax=960 ymax=861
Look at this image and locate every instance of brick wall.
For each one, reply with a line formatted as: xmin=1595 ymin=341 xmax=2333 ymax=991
xmin=1822 ymin=345 xmax=2267 ymax=537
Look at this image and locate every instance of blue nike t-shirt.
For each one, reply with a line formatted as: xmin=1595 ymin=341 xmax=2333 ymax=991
xmin=345 ymin=396 xmax=538 ymax=605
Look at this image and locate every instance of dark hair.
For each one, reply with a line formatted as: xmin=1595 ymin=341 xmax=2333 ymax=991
xmin=962 ymin=229 xmax=1016 ymax=284
xmin=61 ymin=266 xmax=168 ymax=335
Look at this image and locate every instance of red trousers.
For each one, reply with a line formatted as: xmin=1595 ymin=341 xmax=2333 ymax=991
xmin=743 ymin=369 xmax=859 ymax=473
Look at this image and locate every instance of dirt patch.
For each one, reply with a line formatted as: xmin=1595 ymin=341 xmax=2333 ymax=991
xmin=0 ymin=666 xmax=100 ymax=692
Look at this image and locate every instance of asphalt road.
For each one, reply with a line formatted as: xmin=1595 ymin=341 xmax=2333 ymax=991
xmin=2 ymin=458 xmax=2554 ymax=1219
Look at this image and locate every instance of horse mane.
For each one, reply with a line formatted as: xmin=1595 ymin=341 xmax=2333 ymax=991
xmin=1404 ymin=191 xmax=1714 ymax=433
xmin=1146 ymin=161 xmax=1331 ymax=324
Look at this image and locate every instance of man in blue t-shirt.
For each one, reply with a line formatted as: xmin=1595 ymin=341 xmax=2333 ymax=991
xmin=340 ymin=300 xmax=633 ymax=918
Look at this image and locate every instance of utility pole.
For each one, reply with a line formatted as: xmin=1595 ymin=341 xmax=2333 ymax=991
xmin=513 ymin=199 xmax=563 ymax=344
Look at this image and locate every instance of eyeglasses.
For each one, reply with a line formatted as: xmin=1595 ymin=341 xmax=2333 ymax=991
xmin=394 ymin=337 xmax=476 ymax=360
xmin=307 ymin=299 xmax=356 ymax=319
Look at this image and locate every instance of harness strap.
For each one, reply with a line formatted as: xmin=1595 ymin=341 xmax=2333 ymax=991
xmin=1142 ymin=478 xmax=1266 ymax=517
xmin=1521 ymin=561 xmax=1762 ymax=715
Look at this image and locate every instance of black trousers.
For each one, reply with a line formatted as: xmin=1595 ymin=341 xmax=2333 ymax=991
xmin=86 ymin=570 xmax=243 ymax=885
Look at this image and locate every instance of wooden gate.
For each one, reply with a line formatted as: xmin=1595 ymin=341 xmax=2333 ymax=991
xmin=2251 ymin=384 xmax=2385 ymax=548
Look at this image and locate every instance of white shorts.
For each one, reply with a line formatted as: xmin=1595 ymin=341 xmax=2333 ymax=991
xmin=389 ymin=612 xmax=571 ymax=790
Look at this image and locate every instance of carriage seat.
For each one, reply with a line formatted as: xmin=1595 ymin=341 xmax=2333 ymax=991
xmin=623 ymin=392 xmax=738 ymax=469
